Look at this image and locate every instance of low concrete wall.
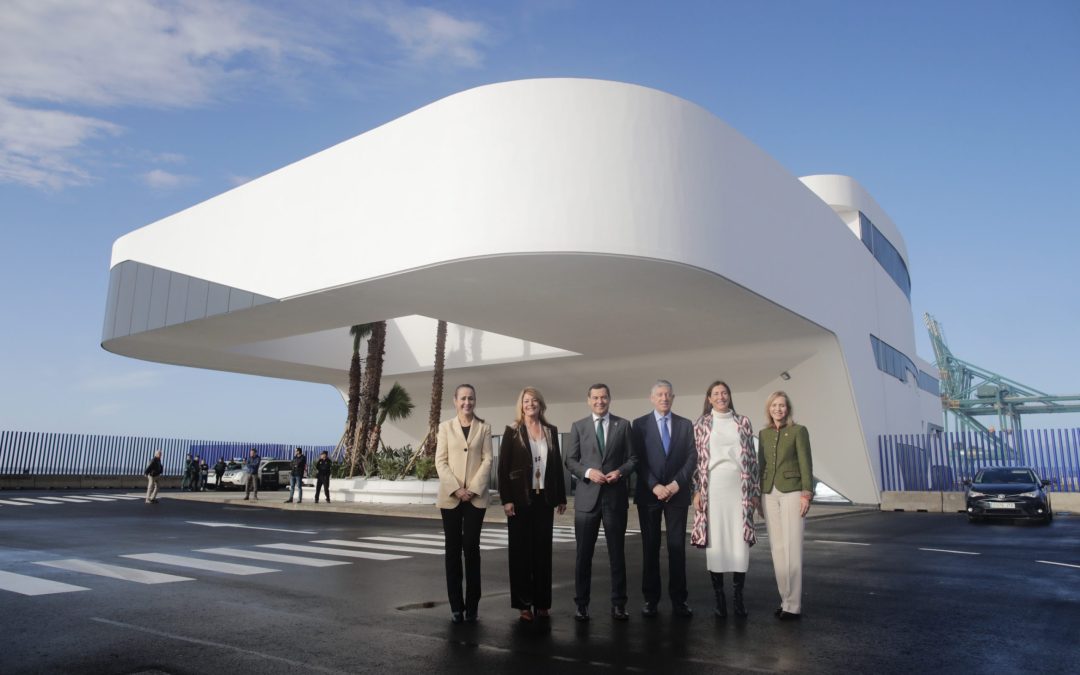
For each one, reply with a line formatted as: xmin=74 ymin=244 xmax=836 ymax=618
xmin=0 ymin=475 xmax=183 ymax=490
xmin=881 ymin=490 xmax=1077 ymax=514
xmin=328 ymin=477 xmax=442 ymax=505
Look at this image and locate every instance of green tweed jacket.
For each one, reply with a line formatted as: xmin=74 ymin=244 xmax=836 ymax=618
xmin=757 ymin=424 xmax=813 ymax=494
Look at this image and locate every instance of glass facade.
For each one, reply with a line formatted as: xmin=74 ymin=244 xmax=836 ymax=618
xmin=870 ymin=334 xmax=940 ymax=395
xmin=859 ymin=213 xmax=911 ymax=299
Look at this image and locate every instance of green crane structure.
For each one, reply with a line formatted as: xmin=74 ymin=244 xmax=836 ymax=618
xmin=924 ymin=313 xmax=1080 ymax=450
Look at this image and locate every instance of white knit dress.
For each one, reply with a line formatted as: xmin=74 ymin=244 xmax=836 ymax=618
xmin=706 ymin=410 xmax=749 ymax=573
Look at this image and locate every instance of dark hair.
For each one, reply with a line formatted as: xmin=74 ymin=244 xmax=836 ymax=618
xmin=587 ymin=383 xmax=610 ymax=398
xmin=701 ymin=380 xmax=736 ymax=416
xmin=452 ymin=383 xmax=484 ymax=423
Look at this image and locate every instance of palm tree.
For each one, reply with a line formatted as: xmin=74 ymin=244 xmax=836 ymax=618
xmin=344 ymin=324 xmax=373 ymax=472
xmin=354 ymin=320 xmax=387 ymax=475
xmin=372 ymin=382 xmax=414 ymax=454
xmin=405 ymin=319 xmax=447 ymax=476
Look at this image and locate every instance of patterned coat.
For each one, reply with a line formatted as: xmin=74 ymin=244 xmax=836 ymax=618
xmin=690 ymin=411 xmax=759 ymax=548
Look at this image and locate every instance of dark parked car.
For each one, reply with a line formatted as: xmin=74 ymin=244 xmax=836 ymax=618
xmin=964 ymin=467 xmax=1053 ymax=524
xmin=259 ymin=459 xmax=294 ymax=490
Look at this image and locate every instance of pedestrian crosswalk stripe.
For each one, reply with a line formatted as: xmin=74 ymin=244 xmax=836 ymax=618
xmin=89 ymin=494 xmax=142 ymax=500
xmin=9 ymin=497 xmax=66 ymax=505
xmin=198 ymin=547 xmax=350 ymax=568
xmin=42 ymin=496 xmax=95 ymax=503
xmin=0 ymin=499 xmax=33 ymax=506
xmin=0 ymin=569 xmax=90 ymax=595
xmin=311 ymin=539 xmax=446 ymax=556
xmin=361 ymin=536 xmax=503 ymax=551
xmin=258 ymin=543 xmax=407 ymax=561
xmin=35 ymin=559 xmax=193 ymax=584
xmin=122 ymin=553 xmax=278 ymax=575
xmin=74 ymin=496 xmax=120 ymax=501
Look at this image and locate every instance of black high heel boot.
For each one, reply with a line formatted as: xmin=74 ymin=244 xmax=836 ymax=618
xmin=733 ymin=572 xmax=748 ymax=618
xmin=710 ymin=572 xmax=727 ymax=618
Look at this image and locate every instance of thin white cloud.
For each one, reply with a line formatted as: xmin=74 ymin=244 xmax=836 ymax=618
xmin=356 ymin=2 xmax=489 ymax=68
xmin=226 ymin=174 xmax=254 ymax=187
xmin=0 ymin=0 xmax=493 ymax=189
xmin=142 ymin=168 xmax=193 ymax=189
xmin=78 ymin=370 xmax=163 ymax=392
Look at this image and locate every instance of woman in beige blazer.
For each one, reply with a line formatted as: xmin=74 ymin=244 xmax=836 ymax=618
xmin=436 ymin=383 xmax=493 ymax=624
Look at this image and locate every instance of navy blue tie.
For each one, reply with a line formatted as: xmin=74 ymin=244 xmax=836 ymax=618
xmin=660 ymin=416 xmax=671 ymax=456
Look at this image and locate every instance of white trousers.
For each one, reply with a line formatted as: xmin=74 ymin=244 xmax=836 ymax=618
xmin=145 ymin=475 xmax=160 ymax=502
xmin=763 ymin=488 xmax=804 ymax=614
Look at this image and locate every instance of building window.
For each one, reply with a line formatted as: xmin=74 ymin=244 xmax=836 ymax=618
xmin=859 ymin=213 xmax=911 ymax=299
xmin=870 ymin=335 xmax=939 ymax=395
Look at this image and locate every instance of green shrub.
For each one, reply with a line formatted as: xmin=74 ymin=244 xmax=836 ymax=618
xmin=414 ymin=455 xmax=436 ymax=480
xmin=375 ymin=445 xmax=412 ymax=480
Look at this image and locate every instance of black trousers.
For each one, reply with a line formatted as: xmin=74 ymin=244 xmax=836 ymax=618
xmin=574 ymin=488 xmax=628 ymax=607
xmin=315 ymin=476 xmax=330 ymax=501
xmin=507 ymin=494 xmax=555 ymax=610
xmin=638 ymin=500 xmax=689 ymax=605
xmin=441 ymin=502 xmax=485 ymax=614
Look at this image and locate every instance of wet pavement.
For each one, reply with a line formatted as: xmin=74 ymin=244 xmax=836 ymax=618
xmin=0 ymin=489 xmax=1077 ymax=674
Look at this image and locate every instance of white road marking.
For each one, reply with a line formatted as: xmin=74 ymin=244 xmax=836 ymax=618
xmin=186 ymin=521 xmax=316 ymax=534
xmin=88 ymin=494 xmax=142 ymax=500
xmin=919 ymin=548 xmax=980 ymax=556
xmin=814 ymin=539 xmax=871 ymax=546
xmin=122 ymin=553 xmax=278 ymax=575
xmin=71 ymin=496 xmax=119 ymax=502
xmin=198 ymin=547 xmax=349 ymax=567
xmin=90 ymin=618 xmax=352 ymax=675
xmin=1036 ymin=560 xmax=1080 ymax=570
xmin=362 ymin=536 xmax=503 ymax=551
xmin=312 ymin=539 xmax=445 ymax=555
xmin=0 ymin=570 xmax=90 ymax=595
xmin=9 ymin=497 xmax=65 ymax=505
xmin=35 ymin=559 xmax=192 ymax=584
xmin=0 ymin=499 xmax=33 ymax=506
xmin=258 ymin=543 xmax=406 ymax=561
xmin=43 ymin=496 xmax=96 ymax=503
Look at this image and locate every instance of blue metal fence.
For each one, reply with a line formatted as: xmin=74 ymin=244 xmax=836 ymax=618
xmin=0 ymin=430 xmax=334 ymax=476
xmin=879 ymin=429 xmax=1080 ymax=492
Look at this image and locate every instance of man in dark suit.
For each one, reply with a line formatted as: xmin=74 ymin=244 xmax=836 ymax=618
xmin=633 ymin=379 xmax=697 ymax=618
xmin=565 ymin=383 xmax=637 ymax=622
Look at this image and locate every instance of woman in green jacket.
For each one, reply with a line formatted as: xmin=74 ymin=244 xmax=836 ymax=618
xmin=757 ymin=391 xmax=813 ymax=621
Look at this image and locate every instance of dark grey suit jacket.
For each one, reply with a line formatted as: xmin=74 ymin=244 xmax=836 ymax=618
xmin=632 ymin=411 xmax=696 ymax=507
xmin=565 ymin=414 xmax=637 ymax=513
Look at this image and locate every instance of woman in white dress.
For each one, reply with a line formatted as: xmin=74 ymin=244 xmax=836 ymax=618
xmin=690 ymin=380 xmax=760 ymax=618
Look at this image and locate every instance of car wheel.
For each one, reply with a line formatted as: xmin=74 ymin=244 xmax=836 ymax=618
xmin=967 ymin=515 xmax=981 ymax=524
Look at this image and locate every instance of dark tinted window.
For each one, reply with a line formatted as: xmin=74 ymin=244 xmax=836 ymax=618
xmin=974 ymin=468 xmax=1037 ymax=484
xmin=859 ymin=213 xmax=911 ymax=299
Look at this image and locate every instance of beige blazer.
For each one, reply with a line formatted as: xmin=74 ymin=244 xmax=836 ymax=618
xmin=435 ymin=417 xmax=493 ymax=510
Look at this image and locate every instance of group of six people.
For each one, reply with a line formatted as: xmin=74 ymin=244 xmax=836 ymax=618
xmin=435 ymin=379 xmax=814 ymax=625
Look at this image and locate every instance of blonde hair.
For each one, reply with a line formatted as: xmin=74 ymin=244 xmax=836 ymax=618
xmin=513 ymin=386 xmax=551 ymax=427
xmin=764 ymin=391 xmax=794 ymax=428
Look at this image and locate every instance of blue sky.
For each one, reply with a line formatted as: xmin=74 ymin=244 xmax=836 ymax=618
xmin=2 ymin=0 xmax=1078 ymax=442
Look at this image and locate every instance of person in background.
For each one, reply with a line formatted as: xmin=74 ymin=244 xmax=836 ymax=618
xmin=758 ymin=391 xmax=814 ymax=621
xmin=498 ymin=386 xmax=567 ymax=622
xmin=181 ymin=453 xmax=195 ymax=491
xmin=199 ymin=459 xmax=209 ymax=491
xmin=435 ymin=384 xmax=493 ymax=624
xmin=314 ymin=451 xmax=332 ymax=503
xmin=243 ymin=447 xmax=260 ymax=501
xmin=285 ymin=447 xmax=306 ymax=503
xmin=213 ymin=457 xmax=226 ymax=489
xmin=144 ymin=449 xmax=163 ymax=504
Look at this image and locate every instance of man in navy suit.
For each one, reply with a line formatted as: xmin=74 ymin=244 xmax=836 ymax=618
xmin=633 ymin=379 xmax=697 ymax=617
xmin=565 ymin=383 xmax=637 ymax=621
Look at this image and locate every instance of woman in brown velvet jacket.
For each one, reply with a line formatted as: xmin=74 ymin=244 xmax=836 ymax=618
xmin=498 ymin=386 xmax=567 ymax=621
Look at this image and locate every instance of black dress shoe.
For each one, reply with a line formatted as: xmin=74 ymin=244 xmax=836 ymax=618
xmin=464 ymin=610 xmax=478 ymax=623
xmin=778 ymin=611 xmax=801 ymax=621
xmin=575 ymin=605 xmax=590 ymax=622
xmin=611 ymin=605 xmax=629 ymax=621
xmin=774 ymin=606 xmax=784 ymax=617
xmin=673 ymin=602 xmax=694 ymax=618
xmin=450 ymin=611 xmax=464 ymax=624
xmin=641 ymin=602 xmax=658 ymax=617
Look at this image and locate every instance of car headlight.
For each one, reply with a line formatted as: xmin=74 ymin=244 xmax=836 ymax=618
xmin=968 ymin=490 xmax=986 ymax=498
xmin=1019 ymin=490 xmax=1039 ymax=498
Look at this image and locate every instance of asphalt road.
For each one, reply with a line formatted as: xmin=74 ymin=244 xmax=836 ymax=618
xmin=1 ymin=489 xmax=1078 ymax=674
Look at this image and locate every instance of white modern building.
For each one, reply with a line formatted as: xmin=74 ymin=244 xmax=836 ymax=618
xmin=102 ymin=79 xmax=941 ymax=504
